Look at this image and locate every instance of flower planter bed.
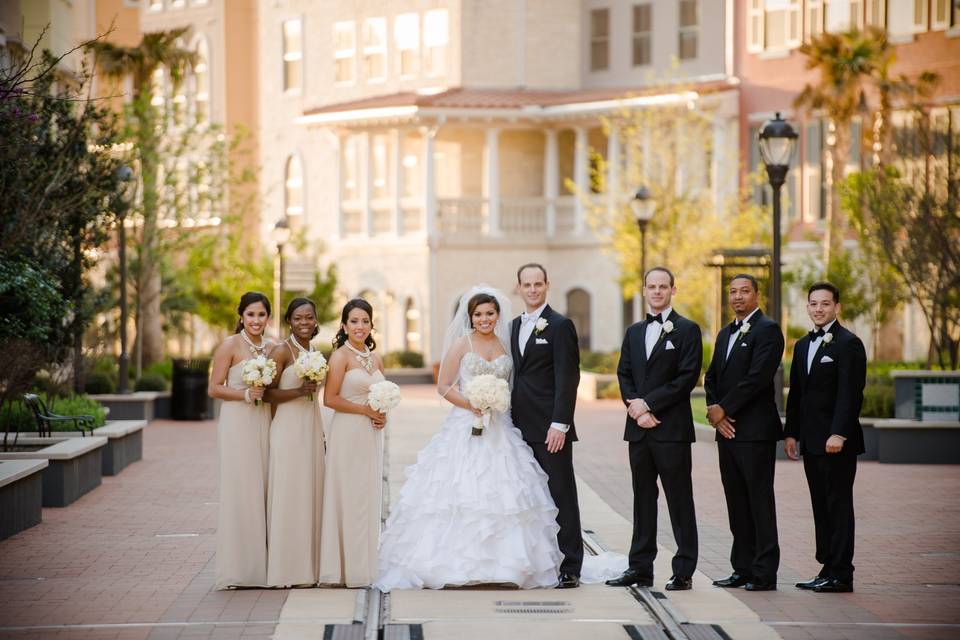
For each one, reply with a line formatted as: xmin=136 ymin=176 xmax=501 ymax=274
xmin=0 ymin=460 xmax=48 ymax=539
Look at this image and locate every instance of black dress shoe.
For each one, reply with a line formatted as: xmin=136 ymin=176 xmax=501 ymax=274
xmin=744 ymin=581 xmax=777 ymax=591
xmin=813 ymin=578 xmax=853 ymax=593
xmin=712 ymin=573 xmax=750 ymax=588
xmin=605 ymin=569 xmax=653 ymax=588
xmin=796 ymin=576 xmax=830 ymax=590
xmin=556 ymin=573 xmax=580 ymax=589
xmin=664 ymin=575 xmax=692 ymax=591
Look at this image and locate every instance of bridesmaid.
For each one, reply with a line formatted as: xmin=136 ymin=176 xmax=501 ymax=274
xmin=264 ymin=298 xmax=325 ymax=587
xmin=209 ymin=291 xmax=274 ymax=590
xmin=318 ymin=299 xmax=387 ymax=587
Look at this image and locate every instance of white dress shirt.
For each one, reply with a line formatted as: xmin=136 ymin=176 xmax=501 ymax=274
xmin=518 ymin=302 xmax=569 ymax=434
xmin=806 ymin=319 xmax=836 ymax=373
xmin=644 ymin=306 xmax=673 ymax=359
xmin=725 ymin=307 xmax=761 ymax=360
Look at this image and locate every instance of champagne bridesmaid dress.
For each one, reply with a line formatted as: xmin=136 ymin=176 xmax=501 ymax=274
xmin=318 ymin=367 xmax=385 ymax=587
xmin=266 ymin=345 xmax=325 ymax=587
xmin=215 ymin=360 xmax=271 ymax=589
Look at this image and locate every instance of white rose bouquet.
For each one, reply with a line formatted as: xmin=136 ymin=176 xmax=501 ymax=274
xmin=292 ymin=351 xmax=328 ymax=401
xmin=368 ymin=380 xmax=402 ymax=413
xmin=463 ymin=374 xmax=510 ymax=436
xmin=241 ymin=355 xmax=277 ymax=406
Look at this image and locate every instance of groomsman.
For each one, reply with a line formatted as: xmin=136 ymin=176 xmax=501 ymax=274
xmin=704 ymin=274 xmax=784 ymax=591
xmin=606 ymin=267 xmax=702 ymax=591
xmin=785 ymin=282 xmax=866 ymax=593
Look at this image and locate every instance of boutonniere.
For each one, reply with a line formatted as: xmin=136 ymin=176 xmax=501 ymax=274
xmin=740 ymin=321 xmax=751 ymax=335
xmin=662 ymin=320 xmax=674 ymax=334
xmin=822 ymin=332 xmax=833 ymax=344
xmin=534 ymin=318 xmax=548 ymax=335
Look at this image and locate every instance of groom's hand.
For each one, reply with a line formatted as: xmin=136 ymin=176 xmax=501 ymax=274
xmin=545 ymin=429 xmax=566 ymax=454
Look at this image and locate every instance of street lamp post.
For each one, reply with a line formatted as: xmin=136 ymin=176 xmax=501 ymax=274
xmin=116 ymin=165 xmax=134 ymax=394
xmin=630 ymin=186 xmax=655 ymax=281
xmin=272 ymin=216 xmax=291 ymax=336
xmin=758 ymin=112 xmax=798 ymax=412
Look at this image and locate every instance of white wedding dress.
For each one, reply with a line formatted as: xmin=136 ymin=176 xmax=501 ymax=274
xmin=376 ymin=346 xmax=626 ymax=592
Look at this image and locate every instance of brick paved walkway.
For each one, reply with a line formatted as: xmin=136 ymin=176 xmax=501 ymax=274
xmin=575 ymin=398 xmax=960 ymax=640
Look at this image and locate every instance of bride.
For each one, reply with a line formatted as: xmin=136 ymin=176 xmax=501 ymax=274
xmin=376 ymin=285 xmax=623 ymax=591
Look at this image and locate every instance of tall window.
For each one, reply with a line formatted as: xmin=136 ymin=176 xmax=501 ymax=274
xmin=395 ymin=13 xmax=419 ymax=78
xmin=285 ymin=154 xmax=304 ymax=217
xmin=424 ymin=9 xmax=448 ymax=77
xmin=913 ymin=0 xmax=929 ymax=31
xmin=678 ymin=0 xmax=699 ymax=60
xmin=825 ymin=0 xmax=863 ymax=32
xmin=566 ymin=289 xmax=592 ymax=350
xmin=632 ymin=4 xmax=652 ymax=66
xmin=763 ymin=0 xmax=801 ymax=50
xmin=334 ymin=21 xmax=356 ymax=84
xmin=804 ymin=120 xmax=825 ymax=220
xmin=748 ymin=0 xmax=764 ymax=51
xmin=589 ymin=8 xmax=609 ymax=71
xmin=363 ymin=18 xmax=386 ymax=82
xmin=932 ymin=0 xmax=950 ymax=29
xmin=343 ymin=135 xmax=361 ymax=203
xmin=194 ymin=36 xmax=209 ymax=124
xmin=806 ymin=0 xmax=824 ymax=39
xmin=372 ymin=134 xmax=389 ymax=200
xmin=865 ymin=0 xmax=886 ymax=27
xmin=404 ymin=298 xmax=421 ymax=352
xmin=283 ymin=19 xmax=303 ymax=92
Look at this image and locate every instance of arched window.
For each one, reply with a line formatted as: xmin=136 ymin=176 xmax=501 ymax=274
xmin=404 ymin=297 xmax=421 ymax=352
xmin=566 ymin=288 xmax=591 ymax=350
xmin=285 ymin=154 xmax=304 ymax=217
xmin=193 ymin=35 xmax=210 ymax=124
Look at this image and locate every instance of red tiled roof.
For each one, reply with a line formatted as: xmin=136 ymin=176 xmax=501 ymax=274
xmin=303 ymin=80 xmax=737 ymax=116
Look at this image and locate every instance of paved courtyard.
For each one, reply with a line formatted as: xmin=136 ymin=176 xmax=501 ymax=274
xmin=0 ymin=384 xmax=958 ymax=639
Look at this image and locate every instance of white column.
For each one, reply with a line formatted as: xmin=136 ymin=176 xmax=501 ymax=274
xmin=483 ymin=127 xmax=501 ymax=235
xmin=423 ymin=126 xmax=437 ymax=239
xmin=361 ymin=131 xmax=372 ymax=237
xmin=574 ymin=126 xmax=588 ymax=233
xmin=543 ymin=129 xmax=558 ymax=237
xmin=606 ymin=123 xmax=620 ymax=218
xmin=391 ymin=128 xmax=402 ymax=235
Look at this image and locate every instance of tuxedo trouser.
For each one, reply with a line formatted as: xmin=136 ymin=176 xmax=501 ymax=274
xmin=717 ymin=439 xmax=780 ymax=583
xmin=803 ymin=452 xmax=857 ymax=582
xmin=528 ymin=441 xmax=584 ymax=576
xmin=628 ymin=438 xmax=698 ymax=579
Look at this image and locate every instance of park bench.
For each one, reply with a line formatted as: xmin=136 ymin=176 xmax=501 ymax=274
xmin=22 ymin=393 xmax=97 ymax=438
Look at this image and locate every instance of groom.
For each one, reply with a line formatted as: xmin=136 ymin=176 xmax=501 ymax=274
xmin=511 ymin=263 xmax=583 ymax=588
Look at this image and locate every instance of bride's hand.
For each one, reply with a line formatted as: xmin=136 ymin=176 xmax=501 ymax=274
xmin=467 ymin=403 xmax=482 ymax=417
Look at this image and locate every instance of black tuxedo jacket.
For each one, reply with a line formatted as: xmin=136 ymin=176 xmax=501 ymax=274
xmin=785 ymin=322 xmax=866 ymax=456
xmin=704 ymin=309 xmax=785 ymax=442
xmin=510 ymin=305 xmax=580 ymax=443
xmin=617 ymin=310 xmax=702 ymax=442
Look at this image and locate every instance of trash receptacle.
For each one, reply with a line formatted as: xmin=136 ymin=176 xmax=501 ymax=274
xmin=172 ymin=359 xmax=210 ymax=420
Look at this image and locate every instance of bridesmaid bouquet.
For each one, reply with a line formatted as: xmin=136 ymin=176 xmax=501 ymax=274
xmin=463 ymin=374 xmax=510 ymax=436
xmin=241 ymin=355 xmax=277 ymax=406
xmin=292 ymin=351 xmax=329 ymax=401
xmin=368 ymin=380 xmax=402 ymax=413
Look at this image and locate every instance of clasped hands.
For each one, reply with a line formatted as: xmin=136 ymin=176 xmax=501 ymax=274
xmin=627 ymin=399 xmax=661 ymax=429
xmin=706 ymin=403 xmax=736 ymax=439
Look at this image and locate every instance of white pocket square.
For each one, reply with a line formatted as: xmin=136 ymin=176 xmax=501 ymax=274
xmin=665 ymin=340 xmax=676 ymax=350
xmin=740 ymin=342 xmax=748 ymax=347
xmin=535 ymin=338 xmax=548 ymax=345
xmin=820 ymin=355 xmax=834 ymax=363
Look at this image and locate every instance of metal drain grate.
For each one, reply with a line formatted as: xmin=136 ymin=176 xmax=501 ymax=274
xmin=494 ymin=600 xmax=573 ymax=615
xmin=495 ymin=607 xmax=573 ymax=614
xmin=682 ymin=623 xmax=733 ymax=640
xmin=624 ymin=625 xmax=670 ymax=640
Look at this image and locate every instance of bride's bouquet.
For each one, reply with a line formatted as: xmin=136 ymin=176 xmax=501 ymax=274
xmin=463 ymin=374 xmax=510 ymax=436
xmin=241 ymin=355 xmax=277 ymax=406
xmin=292 ymin=351 xmax=328 ymax=401
xmin=368 ymin=380 xmax=402 ymax=413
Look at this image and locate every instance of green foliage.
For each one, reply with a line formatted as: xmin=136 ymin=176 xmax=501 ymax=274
xmin=0 ymin=257 xmax=64 ymax=347
xmin=1 ymin=394 xmax=108 ymax=433
xmin=134 ymin=372 xmax=168 ymax=392
xmin=143 ymin=358 xmax=174 ymax=381
xmin=383 ymin=351 xmax=425 ymax=369
xmin=84 ymin=372 xmax=116 ymax=395
xmin=861 ymin=384 xmax=894 ymax=418
xmin=597 ymin=380 xmax=622 ymax=400
xmin=866 ymin=360 xmax=929 ymax=385
xmin=580 ymin=351 xmax=620 ymax=374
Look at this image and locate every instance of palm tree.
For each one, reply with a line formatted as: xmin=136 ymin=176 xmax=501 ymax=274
xmin=86 ymin=30 xmax=195 ymax=370
xmin=795 ymin=27 xmax=891 ymax=264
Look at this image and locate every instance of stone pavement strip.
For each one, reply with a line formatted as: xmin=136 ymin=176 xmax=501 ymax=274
xmin=2 ymin=384 xmax=958 ymax=640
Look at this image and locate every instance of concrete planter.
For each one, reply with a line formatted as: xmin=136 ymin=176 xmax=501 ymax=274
xmin=89 ymin=391 xmax=170 ymax=421
xmin=578 ymin=371 xmax=617 ymax=400
xmin=891 ymin=370 xmax=960 ymax=422
xmin=874 ymin=419 xmax=960 ymax=464
xmin=776 ymin=417 xmax=882 ymax=461
xmin=0 ymin=436 xmax=107 ymax=506
xmin=0 ymin=460 xmax=48 ymax=539
xmin=12 ymin=420 xmax=145 ymax=476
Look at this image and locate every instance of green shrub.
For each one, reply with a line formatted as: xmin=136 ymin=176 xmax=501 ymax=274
xmin=580 ymin=351 xmax=619 ymax=374
xmin=598 ymin=380 xmax=622 ymax=400
xmin=861 ymin=384 xmax=894 ymax=418
xmin=85 ymin=371 xmax=116 ymax=394
xmin=135 ymin=373 xmax=168 ymax=392
xmin=383 ymin=351 xmax=425 ymax=368
xmin=143 ymin=358 xmax=173 ymax=381
xmin=0 ymin=394 xmax=108 ymax=433
xmin=866 ymin=361 xmax=928 ymax=386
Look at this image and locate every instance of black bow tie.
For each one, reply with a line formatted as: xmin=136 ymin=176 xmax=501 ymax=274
xmin=730 ymin=320 xmax=742 ymax=332
xmin=809 ymin=328 xmax=826 ymax=339
xmin=646 ymin=313 xmax=664 ymax=324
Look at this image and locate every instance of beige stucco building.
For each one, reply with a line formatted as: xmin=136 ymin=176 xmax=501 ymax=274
xmin=260 ymin=0 xmax=739 ymax=363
